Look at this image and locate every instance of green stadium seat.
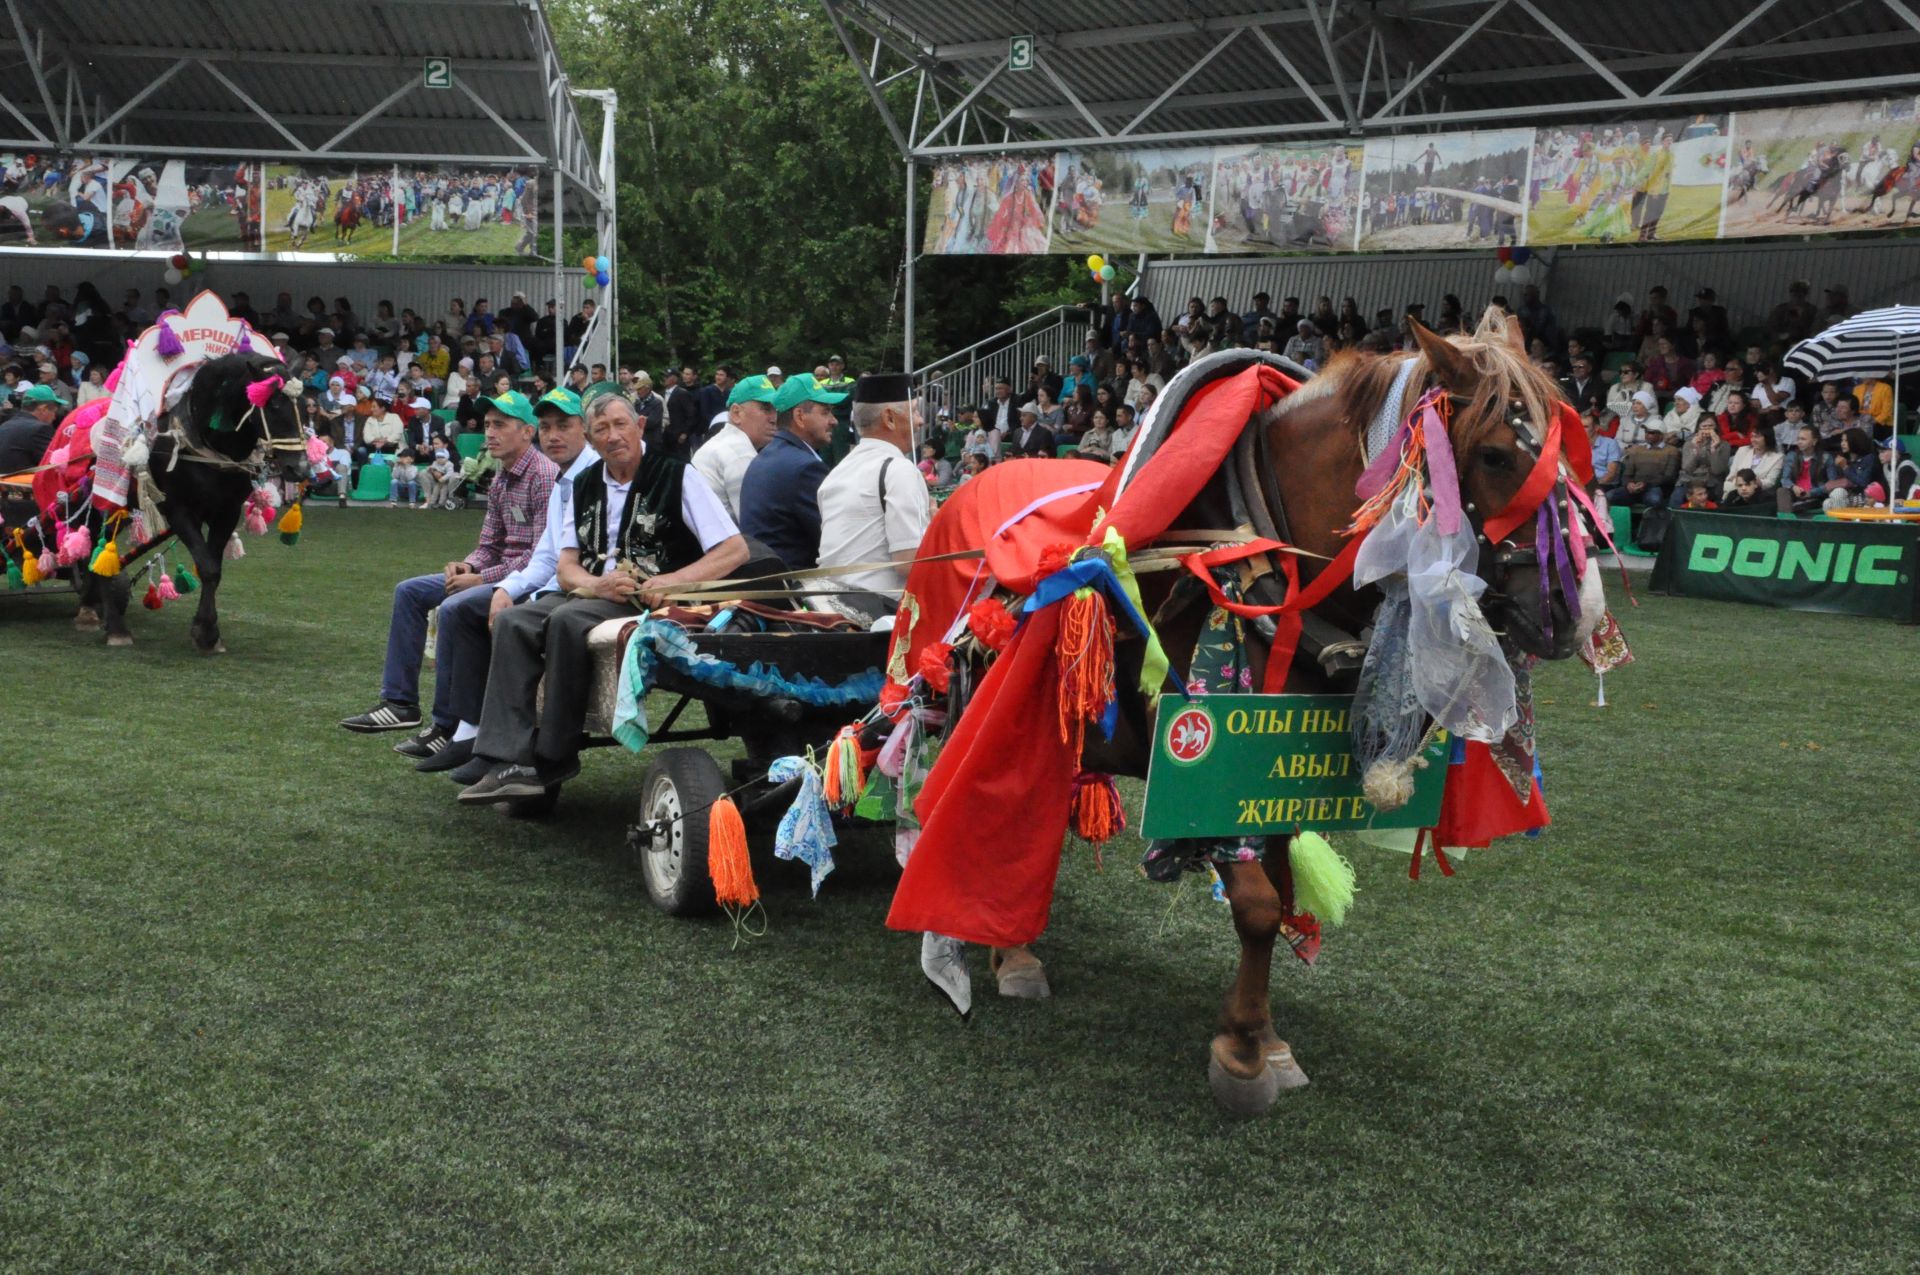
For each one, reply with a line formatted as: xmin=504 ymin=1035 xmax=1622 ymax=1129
xmin=350 ymin=463 xmax=392 ymax=503
xmin=454 ymin=434 xmax=486 ymax=463
xmin=1602 ymin=350 xmax=1634 ymax=374
xmin=432 ymin=408 xmax=456 ymax=424
xmin=1610 ymin=503 xmax=1657 ymax=557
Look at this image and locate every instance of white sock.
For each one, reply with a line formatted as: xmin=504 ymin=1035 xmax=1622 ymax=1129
xmin=453 ymin=721 xmax=478 ymax=742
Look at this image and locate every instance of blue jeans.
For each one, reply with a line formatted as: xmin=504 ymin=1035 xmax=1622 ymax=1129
xmin=380 ymin=574 xmax=490 ymax=711
xmin=430 ymin=580 xmax=502 ymax=732
xmin=1605 ymin=483 xmax=1666 ymax=508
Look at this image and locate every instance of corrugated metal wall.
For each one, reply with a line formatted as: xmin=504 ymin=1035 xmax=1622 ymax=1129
xmin=1142 ymin=237 xmax=1920 ymax=336
xmin=0 ymin=252 xmax=585 ymax=343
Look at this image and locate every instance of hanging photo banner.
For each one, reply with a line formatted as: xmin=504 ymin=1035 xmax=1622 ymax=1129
xmin=1354 ymin=129 xmax=1532 ymax=252
xmin=1207 ymin=141 xmax=1363 ymax=254
xmin=1528 ymin=115 xmax=1729 ymax=246
xmin=1718 ymin=97 xmax=1920 ymax=239
xmin=260 ymin=163 xmax=547 ymax=261
xmin=921 ymin=155 xmax=1057 ymax=255
xmin=0 ymin=152 xmax=259 ymax=252
xmin=1051 ymin=147 xmax=1214 ymax=256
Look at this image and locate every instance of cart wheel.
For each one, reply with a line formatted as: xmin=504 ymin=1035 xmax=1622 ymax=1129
xmin=501 ymin=785 xmax=561 ymax=819
xmin=635 ymin=748 xmax=725 ymax=916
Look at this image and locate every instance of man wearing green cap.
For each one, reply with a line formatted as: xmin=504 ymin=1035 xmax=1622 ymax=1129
xmin=0 ymin=383 xmax=65 ymax=476
xmin=738 ymin=373 xmax=847 ymax=570
xmin=342 ymin=389 xmax=559 ymax=734
xmin=402 ymin=386 xmax=601 ymax=773
xmin=692 ymin=372 xmax=778 ymax=523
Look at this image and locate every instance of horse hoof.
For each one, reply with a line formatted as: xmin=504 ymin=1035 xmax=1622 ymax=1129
xmin=204 ymin=640 xmax=228 ymax=655
xmin=106 ymin=634 xmax=134 ymax=648
xmin=1261 ymin=1034 xmax=1311 ymax=1091
xmin=989 ymin=946 xmax=1051 ymax=999
xmin=1208 ymin=1039 xmax=1282 ymax=1117
xmin=74 ymin=608 xmax=101 ymax=632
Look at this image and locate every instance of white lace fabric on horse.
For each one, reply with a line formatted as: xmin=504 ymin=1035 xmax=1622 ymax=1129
xmin=1353 ymin=484 xmax=1516 ymax=745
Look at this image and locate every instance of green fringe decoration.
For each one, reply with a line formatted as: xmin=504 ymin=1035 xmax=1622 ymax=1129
xmin=1290 ymin=831 xmax=1357 ymax=928
xmin=173 ymin=561 xmax=198 ymax=594
xmin=4 ymin=559 xmax=21 ymax=590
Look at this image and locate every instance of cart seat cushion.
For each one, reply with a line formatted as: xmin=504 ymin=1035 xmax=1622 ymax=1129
xmin=582 ymin=617 xmax=640 ymax=736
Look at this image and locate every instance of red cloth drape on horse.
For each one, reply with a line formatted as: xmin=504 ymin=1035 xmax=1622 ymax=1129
xmin=888 ymin=364 xmax=1304 ymax=948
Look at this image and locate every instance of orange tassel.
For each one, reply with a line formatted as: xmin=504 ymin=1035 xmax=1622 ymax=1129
xmin=707 ymin=797 xmax=757 ymax=907
xmin=1056 ymin=587 xmax=1115 ymax=751
xmin=1070 ymin=771 xmax=1124 ymax=844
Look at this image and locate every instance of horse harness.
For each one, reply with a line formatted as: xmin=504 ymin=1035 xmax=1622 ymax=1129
xmin=152 ymin=396 xmax=307 ymax=476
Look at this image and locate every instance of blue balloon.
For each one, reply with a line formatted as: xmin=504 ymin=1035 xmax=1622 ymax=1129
xmin=1510 ymin=247 xmax=1531 ymax=265
xmin=595 ymin=255 xmax=611 ymax=274
xmin=595 ymin=270 xmax=611 ymax=287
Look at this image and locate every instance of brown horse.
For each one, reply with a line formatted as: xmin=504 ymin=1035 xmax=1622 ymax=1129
xmin=991 ymin=312 xmax=1590 ymax=1113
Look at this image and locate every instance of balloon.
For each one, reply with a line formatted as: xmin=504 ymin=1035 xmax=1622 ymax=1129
xmin=170 ymin=253 xmax=188 ymax=269
xmin=163 ymin=267 xmax=182 ymax=285
xmin=595 ymin=255 xmax=610 ymax=274
xmin=1086 ymin=254 xmax=1103 ymax=273
xmin=581 ymin=254 xmax=597 ymax=272
xmin=1100 ymin=264 xmax=1116 ymax=281
xmin=1495 ymin=246 xmax=1512 ymax=264
xmin=595 ymin=270 xmax=610 ymax=287
xmin=1510 ymin=247 xmax=1531 ymax=265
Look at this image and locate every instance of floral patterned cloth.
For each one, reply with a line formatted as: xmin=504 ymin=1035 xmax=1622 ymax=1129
xmin=1142 ymin=576 xmax=1266 ymax=881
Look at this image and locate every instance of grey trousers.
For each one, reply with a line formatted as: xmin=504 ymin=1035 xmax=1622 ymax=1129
xmin=474 ymin=592 xmax=634 ymax=766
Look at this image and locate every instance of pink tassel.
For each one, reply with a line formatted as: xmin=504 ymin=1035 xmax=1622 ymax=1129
xmin=49 ymin=446 xmax=69 ymax=468
xmin=36 ymin=549 xmax=53 ymax=576
xmin=157 ymin=572 xmax=179 ymax=601
xmin=245 ymin=374 xmax=283 ymax=408
xmin=224 ymin=536 xmax=246 ymax=561
xmin=50 ymin=520 xmax=63 ymax=551
xmin=58 ymin=525 xmax=90 ymax=567
xmin=129 ymin=512 xmax=148 ymax=543
xmin=244 ymin=504 xmax=270 ymax=536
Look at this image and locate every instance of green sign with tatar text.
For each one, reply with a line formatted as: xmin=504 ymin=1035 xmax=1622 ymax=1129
xmin=1140 ymin=694 xmax=1449 ymax=840
xmin=1651 ymin=510 xmax=1920 ymax=623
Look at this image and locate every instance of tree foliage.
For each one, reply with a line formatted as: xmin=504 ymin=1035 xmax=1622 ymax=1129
xmin=547 ymin=0 xmax=1067 ymax=373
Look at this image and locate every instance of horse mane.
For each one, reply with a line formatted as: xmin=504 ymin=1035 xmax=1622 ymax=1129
xmin=1274 ymin=308 xmax=1562 ymax=461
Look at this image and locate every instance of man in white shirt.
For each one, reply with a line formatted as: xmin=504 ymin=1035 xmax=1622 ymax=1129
xmin=815 ymin=373 xmax=932 ymax=623
xmin=462 ymin=394 xmax=749 ymax=803
xmin=981 ymin=377 xmax=1017 ymax=435
xmin=691 ymin=372 xmax=777 ymax=523
xmin=425 ymin=387 xmax=599 ymax=780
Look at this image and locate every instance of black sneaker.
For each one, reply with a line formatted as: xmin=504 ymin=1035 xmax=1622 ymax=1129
xmin=340 ymin=700 xmax=422 ymax=733
xmin=446 ymin=754 xmax=493 ymax=785
xmin=457 ymin=759 xmax=580 ymax=804
xmin=394 ymin=724 xmax=452 ymax=758
xmin=415 ymin=738 xmax=474 ymax=773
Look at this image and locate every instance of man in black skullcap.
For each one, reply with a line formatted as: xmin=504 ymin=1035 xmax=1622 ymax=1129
xmin=813 ymin=373 xmax=930 ymax=622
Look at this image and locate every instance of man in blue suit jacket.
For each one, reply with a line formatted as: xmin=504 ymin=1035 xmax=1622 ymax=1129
xmin=739 ymin=373 xmax=848 ymax=571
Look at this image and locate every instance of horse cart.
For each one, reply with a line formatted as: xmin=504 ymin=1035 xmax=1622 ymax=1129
xmin=568 ymin=610 xmax=892 ymax=916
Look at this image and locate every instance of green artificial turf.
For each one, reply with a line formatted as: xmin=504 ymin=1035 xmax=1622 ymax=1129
xmin=3 ymin=506 xmax=1915 ymax=1272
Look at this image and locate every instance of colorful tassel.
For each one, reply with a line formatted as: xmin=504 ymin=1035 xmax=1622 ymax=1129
xmin=20 ymin=551 xmax=41 ymax=586
xmin=173 ymin=561 xmax=198 ymax=594
xmin=967 ymin=597 xmax=1016 ymax=651
xmin=1069 ymin=770 xmax=1125 ymax=844
xmin=142 ymin=583 xmax=162 ymax=610
xmin=707 ymin=797 xmax=758 ymax=907
xmin=4 ymin=559 xmax=20 ymax=590
xmin=154 ymin=318 xmax=184 ymax=358
xmin=1289 ymin=832 xmax=1356 ymax=928
xmin=820 ymin=726 xmax=866 ymax=811
xmin=157 ymin=571 xmax=179 ymax=601
xmin=277 ymin=502 xmax=302 ymax=546
xmin=243 ymin=495 xmax=272 ymax=536
xmin=90 ymin=538 xmax=122 ymax=577
xmin=35 ymin=548 xmax=54 ymax=577
xmin=224 ymin=536 xmax=246 ymax=561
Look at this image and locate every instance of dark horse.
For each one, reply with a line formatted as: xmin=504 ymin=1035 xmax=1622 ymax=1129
xmin=1770 ymin=152 xmax=1846 ymax=224
xmin=964 ymin=314 xmax=1592 ymax=1114
xmin=77 ymin=352 xmax=308 ymax=650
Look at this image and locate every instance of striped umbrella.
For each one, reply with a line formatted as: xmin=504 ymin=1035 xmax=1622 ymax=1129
xmin=1783 ymin=305 xmax=1920 ymax=382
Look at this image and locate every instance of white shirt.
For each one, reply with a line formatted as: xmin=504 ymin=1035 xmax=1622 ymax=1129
xmin=691 ymin=423 xmax=759 ymax=522
xmin=497 ymin=445 xmax=599 ymax=600
xmin=554 ymin=457 xmax=738 ymax=575
xmin=987 ymin=397 xmax=1015 ymax=433
xmin=816 ymin=437 xmax=931 ymax=600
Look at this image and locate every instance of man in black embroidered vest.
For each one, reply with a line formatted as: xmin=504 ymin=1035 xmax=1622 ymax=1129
xmin=459 ymin=394 xmax=749 ymax=804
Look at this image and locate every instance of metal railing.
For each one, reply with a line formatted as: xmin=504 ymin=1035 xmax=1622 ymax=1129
xmin=913 ymin=305 xmax=1099 ymax=418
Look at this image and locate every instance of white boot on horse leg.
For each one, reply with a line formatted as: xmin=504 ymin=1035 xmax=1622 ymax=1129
xmin=988 ymin=945 xmax=1050 ymax=999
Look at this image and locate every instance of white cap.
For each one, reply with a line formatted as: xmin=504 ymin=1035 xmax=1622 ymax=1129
xmin=410 ymin=396 xmax=432 ymax=411
xmin=766 ymin=365 xmax=783 ymax=377
xmin=1673 ymin=386 xmax=1702 ymax=407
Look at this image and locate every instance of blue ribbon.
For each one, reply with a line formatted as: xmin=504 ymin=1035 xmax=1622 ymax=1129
xmin=1021 ymin=556 xmax=1162 ymax=740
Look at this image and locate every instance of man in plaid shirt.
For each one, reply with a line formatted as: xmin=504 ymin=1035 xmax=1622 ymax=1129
xmin=341 ymin=390 xmax=559 ymax=740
